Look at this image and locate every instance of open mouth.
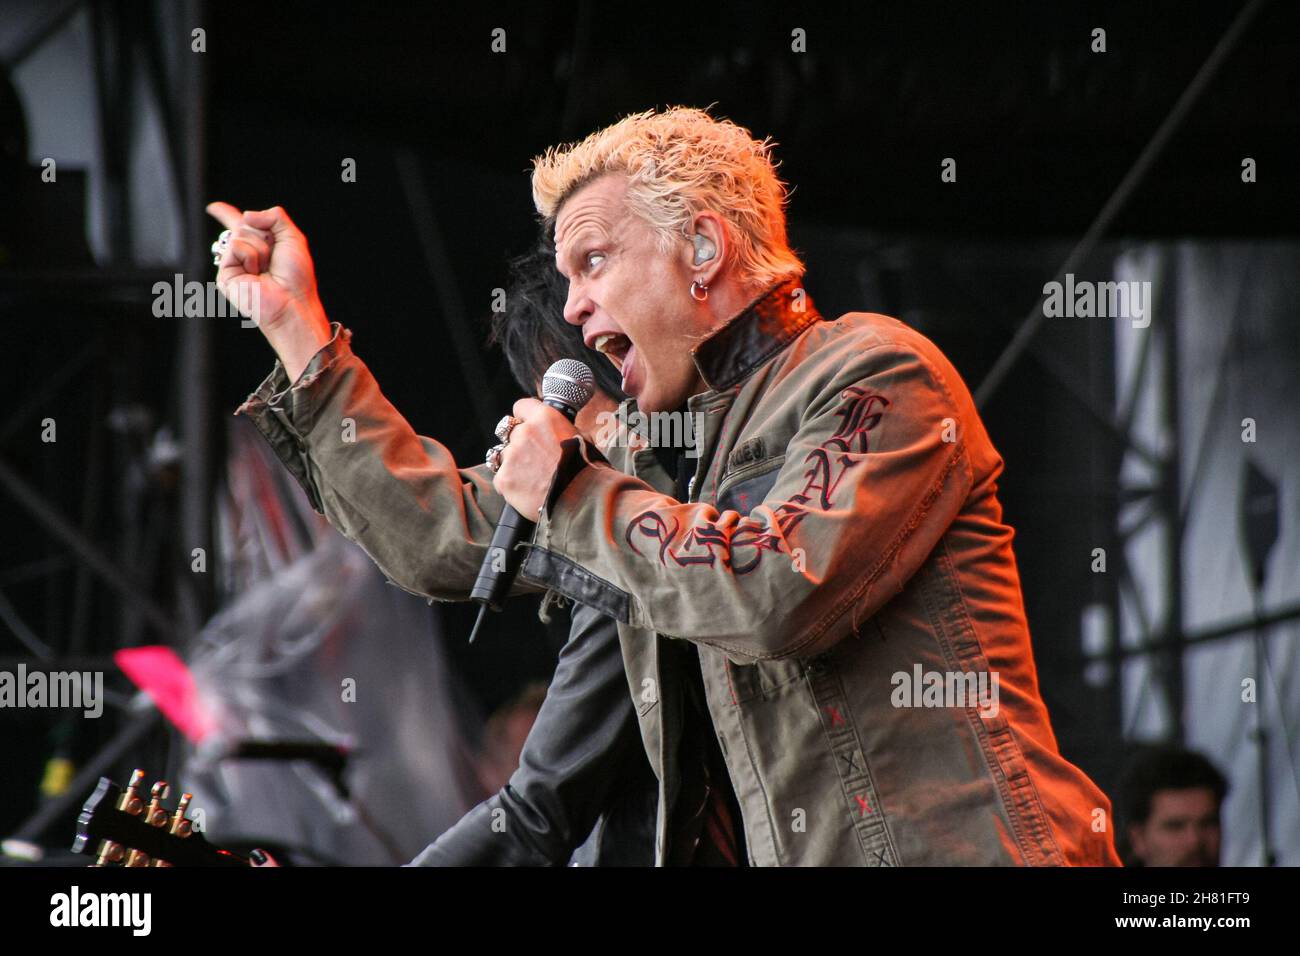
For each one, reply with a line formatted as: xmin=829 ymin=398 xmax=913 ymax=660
xmin=591 ymin=332 xmax=632 ymax=372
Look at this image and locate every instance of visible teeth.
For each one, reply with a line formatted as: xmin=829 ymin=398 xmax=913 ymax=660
xmin=591 ymin=333 xmax=629 ymax=372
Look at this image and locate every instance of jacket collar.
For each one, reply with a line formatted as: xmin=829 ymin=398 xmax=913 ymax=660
xmin=690 ymin=276 xmax=822 ymax=392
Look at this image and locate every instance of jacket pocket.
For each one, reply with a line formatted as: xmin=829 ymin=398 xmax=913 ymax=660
xmin=715 ymin=455 xmax=784 ymax=515
xmin=725 ymin=656 xmax=806 ymax=703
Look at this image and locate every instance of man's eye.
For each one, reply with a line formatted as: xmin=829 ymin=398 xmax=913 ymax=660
xmin=586 ymin=252 xmax=605 ymax=270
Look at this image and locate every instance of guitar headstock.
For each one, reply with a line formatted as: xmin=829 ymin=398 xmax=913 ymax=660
xmin=72 ymin=769 xmax=248 ymax=867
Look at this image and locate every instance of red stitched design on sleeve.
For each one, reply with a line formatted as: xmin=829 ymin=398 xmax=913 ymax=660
xmin=625 ymin=388 xmax=889 ymax=575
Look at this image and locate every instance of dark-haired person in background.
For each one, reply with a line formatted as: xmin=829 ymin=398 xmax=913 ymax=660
xmin=1118 ymin=746 xmax=1228 ymax=867
xmin=488 ymin=234 xmax=627 ymax=410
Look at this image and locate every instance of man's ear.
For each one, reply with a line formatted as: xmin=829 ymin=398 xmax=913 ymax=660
xmin=1127 ymin=823 xmax=1146 ymax=856
xmin=687 ymin=211 xmax=727 ymax=287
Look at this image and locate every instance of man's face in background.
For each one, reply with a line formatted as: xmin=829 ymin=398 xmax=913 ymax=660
xmin=1127 ymin=787 xmax=1222 ymax=866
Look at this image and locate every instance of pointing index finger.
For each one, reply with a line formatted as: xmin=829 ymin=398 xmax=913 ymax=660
xmin=205 ymin=201 xmax=244 ymax=231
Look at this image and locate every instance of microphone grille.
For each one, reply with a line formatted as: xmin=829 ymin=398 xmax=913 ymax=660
xmin=542 ymin=359 xmax=596 ymax=411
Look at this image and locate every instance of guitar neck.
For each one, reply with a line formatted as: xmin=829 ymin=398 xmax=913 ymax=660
xmin=73 ymin=773 xmax=250 ymax=868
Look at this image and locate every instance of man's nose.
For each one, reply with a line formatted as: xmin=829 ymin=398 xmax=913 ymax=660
xmin=564 ymin=282 xmax=591 ymax=327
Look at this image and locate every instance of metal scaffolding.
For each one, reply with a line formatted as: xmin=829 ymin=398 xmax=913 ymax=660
xmin=1 ymin=0 xmax=208 ymax=846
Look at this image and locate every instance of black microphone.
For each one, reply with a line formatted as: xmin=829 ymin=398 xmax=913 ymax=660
xmin=468 ymin=359 xmax=595 ymax=643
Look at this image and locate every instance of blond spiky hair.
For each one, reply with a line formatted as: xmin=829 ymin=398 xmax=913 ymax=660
xmin=531 ymin=106 xmax=805 ymax=292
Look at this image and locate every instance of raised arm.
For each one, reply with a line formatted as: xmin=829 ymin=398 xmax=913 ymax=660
xmin=209 ymin=201 xmax=523 ymax=601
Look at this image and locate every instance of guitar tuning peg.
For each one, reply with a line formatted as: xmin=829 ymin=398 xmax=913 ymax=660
xmin=94 ymin=841 xmax=126 ymax=867
xmin=148 ymin=783 xmax=186 ymax=866
xmin=169 ymin=793 xmax=194 ymax=839
xmin=116 ymin=771 xmax=155 ymax=867
xmin=144 ymin=780 xmax=184 ymax=865
xmin=97 ymin=769 xmax=147 ymax=863
xmin=146 ymin=781 xmax=171 ymax=828
xmin=120 ymin=769 xmax=146 ymax=816
xmin=151 ymin=795 xmax=180 ymax=864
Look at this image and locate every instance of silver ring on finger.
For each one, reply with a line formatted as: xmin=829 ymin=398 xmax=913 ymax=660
xmin=486 ymin=443 xmax=507 ymax=473
xmin=494 ymin=414 xmax=523 ymax=443
xmin=210 ymin=230 xmax=232 ymax=265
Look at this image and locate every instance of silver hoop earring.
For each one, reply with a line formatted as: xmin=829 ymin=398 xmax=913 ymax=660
xmin=690 ymin=280 xmax=709 ymax=302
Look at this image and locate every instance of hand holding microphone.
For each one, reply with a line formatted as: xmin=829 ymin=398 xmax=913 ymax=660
xmin=471 ymin=359 xmax=595 ymax=642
